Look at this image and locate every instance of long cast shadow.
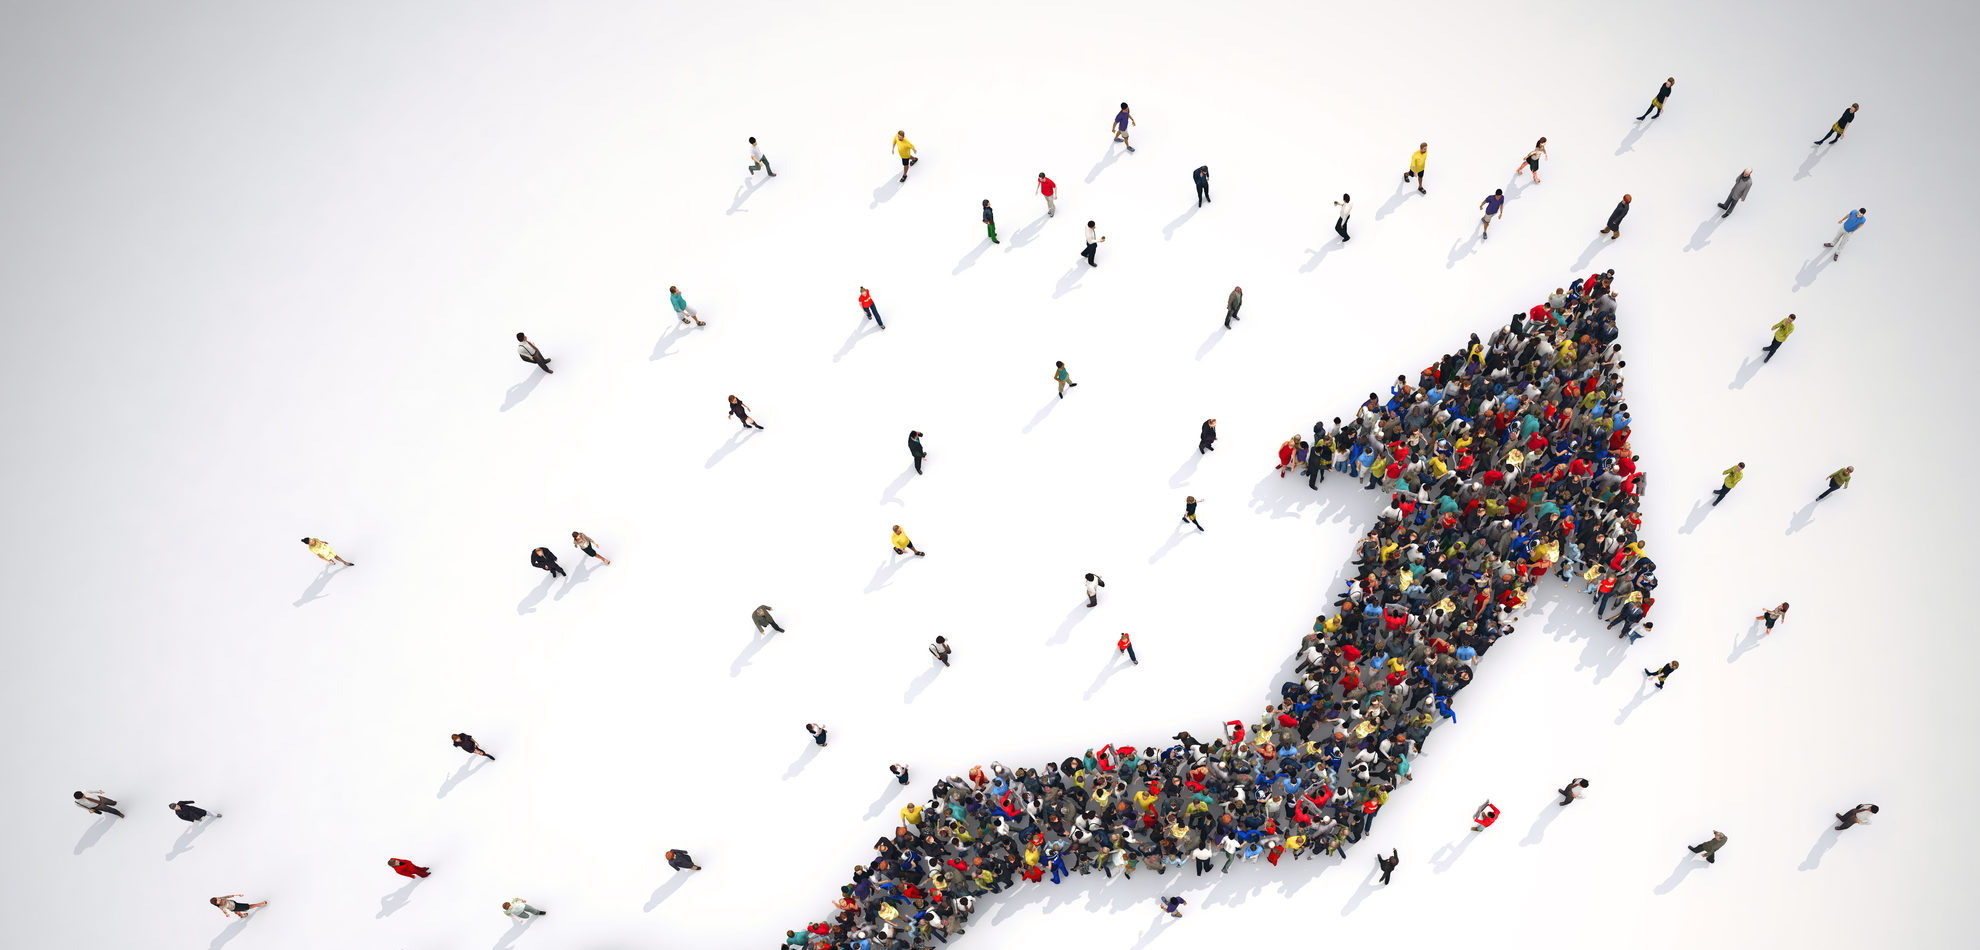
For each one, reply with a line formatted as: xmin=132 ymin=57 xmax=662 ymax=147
xmin=1519 ymin=794 xmax=1569 ymax=846
xmin=903 ymin=663 xmax=942 ymax=703
xmin=834 ymin=321 xmax=881 ymax=363
xmin=783 ymin=742 xmax=823 ymax=780
xmin=437 ymin=757 xmax=487 ymax=799
xmin=863 ymin=777 xmax=910 ymax=819
xmin=500 ymin=368 xmax=546 ymax=413
xmin=644 ymin=873 xmax=688 ymax=912
xmin=730 ymin=630 xmax=773 ymax=677
xmin=377 ymin=879 xmax=420 ymax=918
xmin=553 ymin=557 xmax=594 ymax=601
xmin=705 ymin=427 xmax=759 ymax=469
xmin=1053 ymin=261 xmax=1087 ymax=299
xmin=1162 ymin=204 xmax=1199 ymax=241
xmin=1021 ymin=397 xmax=1060 ymax=434
xmin=879 ymin=465 xmax=916 ymax=507
xmin=953 ymin=238 xmax=992 ymax=275
xmin=1683 ymin=211 xmax=1725 ymax=253
xmin=1798 ymin=823 xmax=1844 ymax=871
xmin=516 ymin=572 xmax=555 ymax=616
xmin=74 ymin=815 xmax=116 ymax=855
xmin=293 ymin=565 xmax=341 ymax=607
xmin=1793 ymin=144 xmax=1831 ymax=182
xmin=166 ymin=817 xmax=215 ymax=861
xmin=1652 ymin=852 xmax=1707 ymax=894
xmin=210 ymin=917 xmax=250 ymax=950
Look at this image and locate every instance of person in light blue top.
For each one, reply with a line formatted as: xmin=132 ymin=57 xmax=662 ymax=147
xmin=1824 ymin=208 xmax=1866 ymax=261
xmin=668 ymin=285 xmax=705 ymax=327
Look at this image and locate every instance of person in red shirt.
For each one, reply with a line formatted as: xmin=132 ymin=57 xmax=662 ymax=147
xmin=1471 ymin=801 xmax=1501 ymax=831
xmin=1277 ymin=439 xmax=1296 ymax=477
xmin=857 ymin=286 xmax=884 ymax=329
xmin=1035 ymin=172 xmax=1057 ymax=217
xmin=1116 ymin=631 xmax=1137 ymax=664
xmin=388 ymin=858 xmax=430 ymax=878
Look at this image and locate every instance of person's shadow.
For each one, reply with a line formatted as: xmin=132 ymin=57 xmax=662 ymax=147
xmin=1170 ymin=451 xmax=1204 ymax=489
xmin=1053 ymin=261 xmax=1087 ymax=299
xmin=726 ymin=176 xmax=765 ymax=215
xmin=1162 ymin=204 xmax=1199 ymax=241
xmin=1615 ymin=120 xmax=1653 ymax=156
xmin=377 ymin=879 xmax=420 ymax=918
xmin=783 ymin=741 xmax=823 ymax=780
xmin=166 ymin=817 xmax=215 ymax=861
xmin=1045 ymin=603 xmax=1091 ymax=645
xmin=834 ymin=320 xmax=882 ymax=363
xmin=1570 ymin=234 xmax=1615 ymax=273
xmin=1684 ymin=212 xmax=1725 ymax=253
xmin=1653 ymin=852 xmax=1707 ymax=894
xmin=863 ymin=777 xmax=910 ymax=819
xmin=1195 ymin=327 xmax=1226 ymax=361
xmin=1727 ymin=618 xmax=1767 ymax=663
xmin=1677 ymin=498 xmax=1715 ymax=535
xmin=1085 ymin=145 xmax=1124 ymax=183
xmin=644 ymin=873 xmax=688 ymax=912
xmin=437 ymin=756 xmax=487 ymax=799
xmin=704 ymin=427 xmax=758 ymax=469
xmin=1615 ymin=680 xmax=1658 ymax=725
xmin=730 ymin=632 xmax=772 ymax=677
xmin=500 ymin=368 xmax=546 ymax=413
xmin=209 ymin=917 xmax=250 ymax=950
xmin=74 ymin=815 xmax=116 ymax=854
xmin=1021 ymin=397 xmax=1060 ymax=434
xmin=1728 ymin=356 xmax=1763 ymax=391
xmin=1081 ymin=652 xmax=1130 ymax=699
xmin=864 ymin=554 xmax=914 ymax=593
xmin=553 ymin=557 xmax=594 ymax=601
xmin=1304 ymin=240 xmax=1342 ymax=273
xmin=293 ymin=565 xmax=342 ymax=607
xmin=516 ymin=571 xmax=555 ymax=616
xmin=1444 ymin=229 xmax=1481 ymax=270
xmin=1429 ymin=833 xmax=1477 ymax=873
xmin=1792 ymin=252 xmax=1831 ymax=292
xmin=1148 ymin=522 xmax=1193 ymax=564
xmin=490 ymin=919 xmax=528 ymax=950
xmin=1798 ymin=823 xmax=1844 ymax=870
xmin=1794 ymin=144 xmax=1831 ymax=182
xmin=953 ymin=237 xmax=992 ymax=275
xmin=870 ymin=173 xmax=904 ymax=209
xmin=1785 ymin=499 xmax=1819 ymax=535
xmin=903 ymin=663 xmax=942 ymax=703
xmin=1374 ymin=180 xmax=1414 ymax=221
xmin=880 ymin=465 xmax=916 ymax=507
xmin=1339 ymin=867 xmax=1384 ymax=915
xmin=1519 ymin=797 xmax=1568 ymax=846
xmin=1007 ymin=214 xmax=1049 ymax=248
xmin=651 ymin=322 xmax=690 ymax=361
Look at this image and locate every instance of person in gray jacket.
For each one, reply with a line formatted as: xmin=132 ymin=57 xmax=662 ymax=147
xmin=1225 ymin=286 xmax=1243 ymax=328
xmin=1716 ymin=169 xmax=1752 ymax=218
xmin=1687 ymin=830 xmax=1728 ymax=863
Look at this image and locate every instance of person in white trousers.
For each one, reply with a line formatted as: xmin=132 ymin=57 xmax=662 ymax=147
xmin=1824 ymin=207 xmax=1867 ymax=261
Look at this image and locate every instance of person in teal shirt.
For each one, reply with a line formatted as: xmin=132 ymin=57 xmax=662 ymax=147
xmin=669 ymin=285 xmax=705 ymax=326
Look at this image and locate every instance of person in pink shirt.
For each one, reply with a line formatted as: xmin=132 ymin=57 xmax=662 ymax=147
xmin=1036 ymin=172 xmax=1056 ymax=217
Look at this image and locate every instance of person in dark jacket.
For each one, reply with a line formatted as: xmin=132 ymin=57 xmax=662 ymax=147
xmin=1834 ymin=804 xmax=1878 ymax=831
xmin=1634 ymin=77 xmax=1674 ymax=120
xmin=1193 ymin=165 xmax=1211 ymax=206
xmin=1224 ymin=286 xmax=1242 ymax=328
xmin=1599 ymin=194 xmax=1632 ymax=239
xmin=1814 ymin=103 xmax=1858 ymax=145
xmin=807 ymin=723 xmax=829 ymax=746
xmin=169 ymin=800 xmax=220 ymax=822
xmin=1557 ymin=778 xmax=1589 ymax=806
xmin=531 ymin=547 xmax=565 ymax=578
xmin=666 ymin=849 xmax=702 ymax=870
xmin=1198 ymin=419 xmax=1218 ymax=454
xmin=981 ymin=199 xmax=999 ymax=244
xmin=1377 ymin=848 xmax=1399 ymax=884
xmin=1643 ymin=660 xmax=1678 ymax=689
xmin=1717 ymin=169 xmax=1752 ymax=218
xmin=1687 ymin=830 xmax=1727 ymax=863
xmin=452 ymin=733 xmax=495 ymax=760
xmin=727 ymin=395 xmax=765 ymax=430
xmin=908 ymin=430 xmax=927 ymax=474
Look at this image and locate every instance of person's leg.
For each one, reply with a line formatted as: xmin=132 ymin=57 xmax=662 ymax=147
xmin=1127 ymin=643 xmax=1138 ymax=663
xmin=1711 ymin=485 xmax=1729 ymax=505
xmin=1088 ymin=593 xmax=1098 ymax=608
xmin=988 ymin=222 xmax=998 ymax=243
xmin=761 ymin=156 xmax=775 ymax=176
xmin=1762 ymin=338 xmax=1782 ymax=361
xmin=1057 ymin=378 xmax=1067 ymax=397
xmin=912 ymin=455 xmax=922 ymax=474
xmin=1818 ymin=479 xmax=1839 ymax=500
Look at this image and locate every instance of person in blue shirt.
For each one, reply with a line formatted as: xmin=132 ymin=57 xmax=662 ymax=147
xmin=1825 ymin=207 xmax=1867 ymax=261
xmin=1479 ymin=189 xmax=1505 ymax=239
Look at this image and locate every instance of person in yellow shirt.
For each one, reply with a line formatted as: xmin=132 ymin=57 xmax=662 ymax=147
xmin=1402 ymin=142 xmax=1428 ymax=194
xmin=890 ymin=525 xmax=926 ymax=556
xmin=1712 ymin=462 xmax=1746 ymax=506
xmin=901 ymin=802 xmax=923 ymax=827
xmin=893 ymin=131 xmax=918 ymax=183
xmin=301 ymin=537 xmax=352 ymax=566
xmin=1762 ymin=313 xmax=1796 ymax=362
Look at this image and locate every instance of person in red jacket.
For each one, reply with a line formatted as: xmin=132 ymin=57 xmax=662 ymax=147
xmin=857 ymin=286 xmax=884 ymax=329
xmin=1471 ymin=800 xmax=1501 ymax=831
xmin=388 ymin=858 xmax=431 ymax=878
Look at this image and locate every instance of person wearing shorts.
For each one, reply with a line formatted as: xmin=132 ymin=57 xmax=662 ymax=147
xmin=1403 ymin=143 xmax=1427 ymax=194
xmin=893 ymin=131 xmax=917 ymax=182
xmin=1479 ymin=189 xmax=1505 ymax=238
xmin=211 ymin=895 xmax=266 ymax=918
xmin=1112 ymin=102 xmax=1135 ymax=151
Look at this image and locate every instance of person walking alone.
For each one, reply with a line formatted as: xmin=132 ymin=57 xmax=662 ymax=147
xmin=807 ymin=723 xmax=829 ymax=746
xmin=1834 ymin=804 xmax=1878 ymax=831
xmin=1644 ymin=660 xmax=1679 ymax=689
xmin=893 ymin=131 xmax=918 ymax=182
xmin=572 ymin=531 xmax=610 ymax=566
xmin=73 ymin=790 xmax=124 ymax=818
xmin=515 ymin=332 xmax=553 ymax=373
xmin=666 ymin=849 xmax=702 ymax=871
xmin=1403 ymin=143 xmax=1428 ymax=194
xmin=1599 ymin=194 xmax=1632 ymax=239
xmin=1824 ymin=207 xmax=1867 ymax=261
xmin=752 ymin=604 xmax=785 ymax=635
xmin=1471 ymin=801 xmax=1501 ymax=832
xmin=1711 ymin=463 xmax=1745 ymax=505
xmin=302 ymin=537 xmax=353 ymax=566
xmin=1193 ymin=165 xmax=1210 ymax=206
xmin=858 ymin=287 xmax=885 ymax=329
xmin=1479 ymin=189 xmax=1505 ymax=239
xmin=1557 ymin=779 xmax=1589 ymax=806
xmin=981 ymin=199 xmax=999 ymax=244
xmin=1224 ymin=286 xmax=1242 ymax=328
xmin=1199 ymin=419 xmax=1217 ymax=454
xmin=1036 ymin=172 xmax=1057 ymax=217
xmin=169 ymin=800 xmax=220 ymax=822
xmin=1182 ymin=495 xmax=1205 ymax=531
xmin=1757 ymin=603 xmax=1789 ymax=634
xmin=908 ymin=430 xmax=927 ymax=473
xmin=388 ymin=858 xmax=431 ymax=878
xmin=1814 ymin=103 xmax=1858 ymax=145
xmin=531 ymin=546 xmax=565 ymax=578
xmin=502 ymin=898 xmax=546 ymax=919
xmin=211 ymin=895 xmax=268 ymax=918
xmin=1515 ymin=137 xmax=1548 ymax=183
xmin=1085 ymin=573 xmax=1105 ymax=608
xmin=1332 ymin=194 xmax=1353 ymax=242
xmin=1717 ymin=169 xmax=1753 ymax=217
xmin=452 ymin=733 xmax=495 ymax=760
xmin=668 ymin=287 xmax=705 ymax=327
xmin=1081 ymin=221 xmax=1106 ymax=266
xmin=1376 ymin=849 xmax=1399 ymax=884
xmin=1762 ymin=314 xmax=1796 ymax=362
xmin=929 ymin=636 xmax=953 ymax=666
xmin=891 ymin=764 xmax=912 ymax=785
xmin=890 ymin=525 xmax=926 ymax=557
xmin=1687 ymin=830 xmax=1727 ymax=863
xmin=1055 ymin=360 xmax=1078 ymax=397
xmin=1635 ymin=77 xmax=1674 ymax=120
xmin=747 ymin=136 xmax=776 ymax=177
xmin=727 ymin=395 xmax=765 ymax=430
xmin=1112 ymin=102 xmax=1136 ymax=152
xmin=1817 ymin=466 xmax=1854 ymax=501
xmin=1117 ymin=631 xmax=1138 ymax=664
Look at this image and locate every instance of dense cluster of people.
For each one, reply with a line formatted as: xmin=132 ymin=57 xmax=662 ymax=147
xmin=790 ymin=275 xmax=1651 ymax=947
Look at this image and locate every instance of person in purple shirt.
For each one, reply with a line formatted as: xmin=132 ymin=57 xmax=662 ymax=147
xmin=1112 ymin=102 xmax=1136 ymax=152
xmin=1479 ymin=189 xmax=1505 ymax=239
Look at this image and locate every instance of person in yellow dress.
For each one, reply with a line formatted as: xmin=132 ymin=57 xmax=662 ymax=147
xmin=892 ymin=131 xmax=917 ymax=182
xmin=301 ymin=537 xmax=352 ymax=566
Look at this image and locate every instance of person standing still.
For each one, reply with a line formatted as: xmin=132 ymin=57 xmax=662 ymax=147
xmin=890 ymin=525 xmax=926 ymax=556
xmin=1711 ymin=463 xmax=1745 ymax=505
xmin=1817 ymin=466 xmax=1853 ymax=501
xmin=1834 ymin=804 xmax=1878 ymax=831
xmin=1224 ymin=286 xmax=1242 ymax=328
xmin=1055 ymin=360 xmax=1078 ymax=397
xmin=893 ymin=131 xmax=918 ymax=182
xmin=1332 ymin=194 xmax=1353 ymax=242
xmin=1193 ymin=165 xmax=1211 ymax=206
xmin=890 ymin=764 xmax=912 ymax=785
xmin=1599 ymin=194 xmax=1632 ymax=239
xmin=858 ymin=287 xmax=885 ymax=329
xmin=302 ymin=537 xmax=353 ymax=566
xmin=1199 ymin=419 xmax=1218 ymax=454
xmin=1479 ymin=189 xmax=1505 ymax=238
xmin=981 ymin=199 xmax=999 ymax=244
xmin=1762 ymin=314 xmax=1796 ymax=362
xmin=1085 ymin=573 xmax=1105 ymax=608
xmin=1824 ymin=207 xmax=1867 ymax=261
xmin=530 ymin=546 xmax=566 ymax=578
xmin=572 ymin=531 xmax=610 ymax=565
xmin=1082 ymin=221 xmax=1106 ymax=266
xmin=727 ymin=395 xmax=765 ymax=430
xmin=929 ymin=636 xmax=953 ymax=666
xmin=908 ymin=430 xmax=927 ymax=473
xmin=1717 ymin=168 xmax=1753 ymax=217
xmin=516 ymin=332 xmax=553 ymax=373
xmin=73 ymin=790 xmax=124 ymax=818
xmin=666 ymin=849 xmax=702 ymax=871
xmin=1644 ymin=661 xmax=1679 ymax=689
xmin=1182 ymin=495 xmax=1205 ymax=531
xmin=747 ymin=136 xmax=776 ymax=177
xmin=1403 ymin=142 xmax=1428 ymax=193
xmin=1112 ymin=102 xmax=1136 ymax=151
xmin=1814 ymin=103 xmax=1858 ymax=145
xmin=1036 ymin=172 xmax=1057 ymax=216
xmin=1687 ymin=831 xmax=1727 ymax=863
xmin=669 ymin=286 xmax=705 ymax=327
xmin=1635 ymin=77 xmax=1674 ymax=119
xmin=1515 ymin=137 xmax=1548 ymax=183
xmin=752 ymin=604 xmax=785 ymax=635
xmin=1117 ymin=631 xmax=1138 ymax=664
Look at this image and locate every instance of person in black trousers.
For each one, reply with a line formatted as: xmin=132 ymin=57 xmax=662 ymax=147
xmin=1193 ymin=166 xmax=1211 ymax=206
xmin=908 ymin=431 xmax=927 ymax=474
xmin=807 ymin=723 xmax=829 ymax=746
xmin=727 ymin=395 xmax=765 ymax=430
xmin=1557 ymin=778 xmax=1589 ymax=806
xmin=1224 ymin=285 xmax=1242 ymax=328
xmin=1834 ymin=804 xmax=1878 ymax=830
xmin=1198 ymin=419 xmax=1217 ymax=454
xmin=170 ymin=800 xmax=221 ymax=822
xmin=891 ymin=764 xmax=912 ymax=785
xmin=1333 ymin=194 xmax=1353 ymax=241
xmin=666 ymin=849 xmax=702 ymax=870
xmin=1376 ymin=849 xmax=1399 ymax=885
xmin=452 ymin=733 xmax=495 ymax=760
xmin=1305 ymin=439 xmax=1329 ymax=488
xmin=1599 ymin=194 xmax=1631 ymax=239
xmin=1643 ymin=661 xmax=1678 ymax=689
xmin=516 ymin=332 xmax=553 ymax=373
xmin=73 ymin=790 xmax=124 ymax=818
xmin=1814 ymin=103 xmax=1858 ymax=145
xmin=531 ymin=546 xmax=566 ymax=578
xmin=1081 ymin=221 xmax=1104 ymax=266
xmin=1635 ymin=77 xmax=1674 ymax=119
xmin=1182 ymin=495 xmax=1205 ymax=531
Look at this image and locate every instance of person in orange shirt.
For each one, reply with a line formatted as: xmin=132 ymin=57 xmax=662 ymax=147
xmin=858 ymin=287 xmax=884 ymax=329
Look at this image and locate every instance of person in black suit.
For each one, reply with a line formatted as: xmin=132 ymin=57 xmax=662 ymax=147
xmin=908 ymin=430 xmax=927 ymax=474
xmin=1599 ymin=194 xmax=1631 ymax=239
xmin=531 ymin=547 xmax=565 ymax=578
xmin=1198 ymin=419 xmax=1217 ymax=454
xmin=170 ymin=800 xmax=220 ymax=822
xmin=452 ymin=733 xmax=495 ymax=760
xmin=1377 ymin=849 xmax=1399 ymax=884
xmin=1193 ymin=166 xmax=1211 ymax=206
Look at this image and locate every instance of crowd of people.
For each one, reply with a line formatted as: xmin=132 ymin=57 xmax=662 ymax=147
xmin=790 ymin=273 xmax=1654 ymax=947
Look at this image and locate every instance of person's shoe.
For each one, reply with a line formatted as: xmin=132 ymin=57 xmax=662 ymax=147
xmin=1127 ymin=146 xmax=1136 ymax=153
xmin=1418 ymin=187 xmax=1426 ymax=194
xmin=1832 ymin=253 xmax=1839 ymax=261
xmin=1654 ymin=682 xmax=1663 ymax=689
xmin=1823 ymin=243 xmax=1833 ymax=248
xmin=1721 ymin=212 xmax=1730 ymax=218
xmin=900 ymin=175 xmax=907 ymax=182
xmin=992 ymin=239 xmax=1000 ymax=244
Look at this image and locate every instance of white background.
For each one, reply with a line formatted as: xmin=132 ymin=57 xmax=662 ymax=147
xmin=2 ymin=1 xmax=1974 ymax=947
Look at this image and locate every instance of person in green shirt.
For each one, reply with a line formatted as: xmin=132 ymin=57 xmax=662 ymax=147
xmin=1817 ymin=465 xmax=1854 ymax=501
xmin=1762 ymin=313 xmax=1795 ymax=361
xmin=1711 ymin=462 xmax=1745 ymax=506
xmin=1054 ymin=360 xmax=1077 ymax=398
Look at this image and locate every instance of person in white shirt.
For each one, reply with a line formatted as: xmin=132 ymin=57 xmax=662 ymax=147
xmin=1333 ymin=193 xmax=1353 ymax=242
xmin=1081 ymin=221 xmax=1105 ymax=266
xmin=73 ymin=789 xmax=123 ymax=817
xmin=501 ymin=898 xmax=545 ymax=919
xmin=747 ymin=136 xmax=775 ymax=177
xmin=1084 ymin=572 xmax=1104 ymax=608
xmin=1557 ymin=778 xmax=1590 ymax=806
xmin=516 ymin=332 xmax=552 ymax=373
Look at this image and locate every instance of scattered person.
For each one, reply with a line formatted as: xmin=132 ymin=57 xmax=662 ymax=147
xmin=502 ymin=898 xmax=546 ymax=919
xmin=1055 ymin=360 xmax=1078 ymax=397
xmin=1598 ymin=194 xmax=1632 ymax=239
xmin=302 ymin=537 xmax=353 ymax=566
xmin=891 ymin=764 xmax=911 ymax=785
xmin=1159 ymin=895 xmax=1185 ymax=918
xmin=1717 ymin=168 xmax=1753 ymax=217
xmin=1557 ymin=779 xmax=1590 ymax=806
xmin=1403 ymin=142 xmax=1428 ymax=194
xmin=747 ymin=136 xmax=776 ymax=177
xmin=1085 ymin=573 xmax=1106 ymax=608
xmin=807 ymin=723 xmax=830 ymax=747
xmin=452 ymin=733 xmax=495 ymax=760
xmin=1817 ymin=466 xmax=1853 ymax=501
xmin=666 ymin=849 xmax=702 ymax=871
xmin=1834 ymin=804 xmax=1878 ymax=831
xmin=211 ymin=895 xmax=267 ymax=918
xmin=929 ymin=636 xmax=953 ymax=667
xmin=890 ymin=525 xmax=926 ymax=557
xmin=1377 ymin=848 xmax=1399 ymax=884
xmin=1635 ymin=77 xmax=1675 ymax=120
xmin=1687 ymin=830 xmax=1728 ymax=863
xmin=727 ymin=395 xmax=766 ymax=430
xmin=389 ymin=858 xmax=431 ymax=878
xmin=1036 ymin=172 xmax=1057 ymax=216
xmin=516 ymin=332 xmax=553 ymax=373
xmin=1224 ymin=286 xmax=1242 ymax=328
xmin=1762 ymin=314 xmax=1796 ymax=362
xmin=1471 ymin=801 xmax=1501 ymax=832
xmin=1480 ymin=189 xmax=1505 ymax=238
xmin=1332 ymin=193 xmax=1353 ymax=242
xmin=73 ymin=790 xmax=123 ymax=818
xmin=752 ymin=605 xmax=785 ymax=635
xmin=1757 ymin=603 xmax=1789 ymax=634
xmin=1112 ymin=102 xmax=1136 ymax=152
xmin=1813 ymin=103 xmax=1858 ymax=145
xmin=893 ymin=131 xmax=918 ymax=182
xmin=1117 ymin=631 xmax=1138 ymax=664
xmin=572 ymin=531 xmax=610 ymax=565
xmin=1711 ymin=463 xmax=1745 ymax=505
xmin=1182 ymin=495 xmax=1205 ymax=531
xmin=1516 ymin=137 xmax=1548 ymax=183
xmin=1193 ymin=165 xmax=1211 ymax=205
xmin=858 ymin=287 xmax=884 ymax=329
xmin=670 ymin=286 xmax=706 ymax=327
xmin=1644 ymin=660 xmax=1679 ymax=689
xmin=981 ymin=199 xmax=999 ymax=244
xmin=908 ymin=430 xmax=927 ymax=473
xmin=169 ymin=800 xmax=220 ymax=822
xmin=531 ymin=546 xmax=566 ymax=578
xmin=1199 ymin=418 xmax=1218 ymax=453
xmin=1081 ymin=221 xmax=1106 ymax=266
xmin=1823 ymin=207 xmax=1867 ymax=261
